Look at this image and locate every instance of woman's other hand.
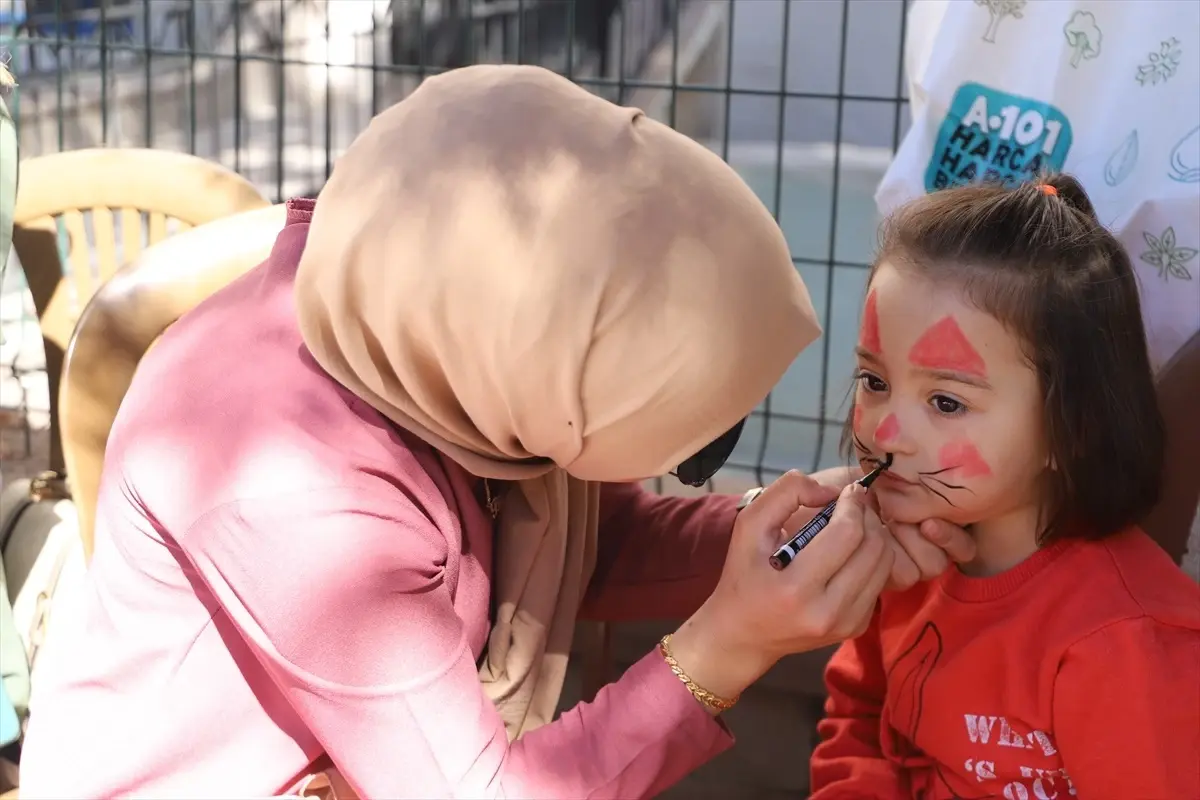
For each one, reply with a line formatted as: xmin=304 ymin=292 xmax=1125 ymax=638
xmin=883 ymin=518 xmax=977 ymax=592
xmin=667 ymin=471 xmax=894 ymax=705
xmin=779 ymin=466 xmax=974 ymax=591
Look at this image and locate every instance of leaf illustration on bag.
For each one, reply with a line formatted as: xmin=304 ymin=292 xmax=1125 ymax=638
xmin=1136 ymin=38 xmax=1183 ymax=86
xmin=1103 ymin=130 xmax=1139 ymax=187
xmin=1167 ymin=125 xmax=1200 ymax=183
xmin=886 ymin=621 xmax=944 ymax=757
xmin=1140 ymin=226 xmax=1197 ymax=281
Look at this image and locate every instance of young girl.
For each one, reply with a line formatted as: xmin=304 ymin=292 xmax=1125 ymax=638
xmin=809 ymin=175 xmax=1200 ymax=800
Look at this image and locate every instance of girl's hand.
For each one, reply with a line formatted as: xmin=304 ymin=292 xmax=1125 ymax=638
xmin=667 ymin=471 xmax=894 ymax=704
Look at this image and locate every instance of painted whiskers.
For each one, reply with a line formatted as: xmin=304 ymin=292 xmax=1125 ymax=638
xmin=853 ymin=433 xmax=888 ymax=471
xmin=851 ymin=434 xmax=975 ymax=508
xmin=914 ymin=466 xmax=974 ymax=508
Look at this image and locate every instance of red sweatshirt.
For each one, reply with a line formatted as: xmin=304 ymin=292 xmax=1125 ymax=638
xmin=810 ymin=528 xmax=1200 ymax=800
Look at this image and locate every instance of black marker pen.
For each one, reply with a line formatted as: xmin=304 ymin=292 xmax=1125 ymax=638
xmin=768 ymin=454 xmax=893 ymax=571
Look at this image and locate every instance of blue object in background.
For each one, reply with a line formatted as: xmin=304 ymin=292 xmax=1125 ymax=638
xmin=2 ymin=0 xmax=135 ymax=42
xmin=924 ymin=82 xmax=1074 ymax=193
xmin=0 ymin=0 xmax=27 ymax=28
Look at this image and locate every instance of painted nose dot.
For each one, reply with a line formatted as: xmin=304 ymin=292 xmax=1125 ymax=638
xmin=874 ymin=413 xmax=900 ymax=443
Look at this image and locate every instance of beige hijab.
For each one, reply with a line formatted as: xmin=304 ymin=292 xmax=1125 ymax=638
xmin=294 ymin=65 xmax=820 ymax=740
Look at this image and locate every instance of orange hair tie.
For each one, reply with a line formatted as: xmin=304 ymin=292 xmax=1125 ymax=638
xmin=1037 ymin=183 xmax=1058 ymax=197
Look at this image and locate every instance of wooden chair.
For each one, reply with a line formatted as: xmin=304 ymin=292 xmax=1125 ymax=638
xmin=1143 ymin=329 xmax=1200 ymax=566
xmin=12 ymin=148 xmax=269 ymax=491
xmin=59 ymin=203 xmax=288 ymax=561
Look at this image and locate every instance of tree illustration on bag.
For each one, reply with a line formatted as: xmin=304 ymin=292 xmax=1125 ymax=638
xmin=974 ymin=0 xmax=1027 ymax=44
xmin=1063 ymin=11 xmax=1102 ymax=68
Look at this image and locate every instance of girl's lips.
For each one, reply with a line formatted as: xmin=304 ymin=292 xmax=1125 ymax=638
xmin=877 ymin=470 xmax=919 ymax=487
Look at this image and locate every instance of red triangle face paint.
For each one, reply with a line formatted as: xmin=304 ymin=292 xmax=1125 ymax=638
xmin=859 ymin=290 xmax=882 ymax=354
xmin=937 ymin=441 xmax=992 ymax=478
xmin=908 ymin=316 xmax=987 ymax=377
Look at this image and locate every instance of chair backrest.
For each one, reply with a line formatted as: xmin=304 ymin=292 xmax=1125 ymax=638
xmin=59 ymin=203 xmax=289 ymax=560
xmin=1143 ymin=330 xmax=1200 ymax=566
xmin=12 ymin=148 xmax=269 ymax=476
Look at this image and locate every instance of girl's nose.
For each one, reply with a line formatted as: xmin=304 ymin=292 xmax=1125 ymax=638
xmin=872 ymin=412 xmax=916 ymax=455
xmin=873 ymin=413 xmax=901 ymax=445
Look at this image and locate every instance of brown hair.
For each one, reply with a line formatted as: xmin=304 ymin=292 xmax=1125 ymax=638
xmin=844 ymin=174 xmax=1164 ymax=543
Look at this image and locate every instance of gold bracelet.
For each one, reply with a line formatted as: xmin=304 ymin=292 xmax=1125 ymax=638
xmin=658 ymin=633 xmax=740 ymax=713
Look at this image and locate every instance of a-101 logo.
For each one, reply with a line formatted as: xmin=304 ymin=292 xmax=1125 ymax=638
xmin=925 ymin=82 xmax=1073 ymax=192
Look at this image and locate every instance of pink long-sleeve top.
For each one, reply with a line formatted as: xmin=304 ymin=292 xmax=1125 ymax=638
xmin=18 ymin=199 xmax=741 ymax=799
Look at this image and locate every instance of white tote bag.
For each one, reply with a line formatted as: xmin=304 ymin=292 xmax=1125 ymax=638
xmin=878 ymin=0 xmax=1200 ymax=371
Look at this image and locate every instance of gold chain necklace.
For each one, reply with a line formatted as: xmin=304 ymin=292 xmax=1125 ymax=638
xmin=483 ymin=478 xmax=501 ymax=520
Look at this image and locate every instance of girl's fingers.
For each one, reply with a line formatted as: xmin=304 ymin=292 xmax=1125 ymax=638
xmin=919 ymin=518 xmax=978 ymax=564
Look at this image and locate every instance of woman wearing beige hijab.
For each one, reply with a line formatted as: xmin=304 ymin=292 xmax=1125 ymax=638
xmin=19 ymin=65 xmax=974 ymax=799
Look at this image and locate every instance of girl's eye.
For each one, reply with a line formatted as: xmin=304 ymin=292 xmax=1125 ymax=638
xmin=932 ymin=395 xmax=966 ymax=415
xmin=856 ymin=371 xmax=888 ymax=393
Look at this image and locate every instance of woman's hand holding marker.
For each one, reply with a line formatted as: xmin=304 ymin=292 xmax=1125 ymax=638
xmin=666 ymin=471 xmax=895 ymax=705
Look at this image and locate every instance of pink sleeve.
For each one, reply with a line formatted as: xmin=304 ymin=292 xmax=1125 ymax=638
xmin=182 ymin=487 xmax=732 ymax=799
xmin=579 ymin=483 xmax=738 ymax=622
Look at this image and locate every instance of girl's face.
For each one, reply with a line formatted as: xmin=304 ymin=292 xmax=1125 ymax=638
xmin=852 ymin=261 xmax=1049 ymax=530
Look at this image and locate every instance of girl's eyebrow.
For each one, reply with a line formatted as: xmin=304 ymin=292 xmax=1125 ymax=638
xmin=855 ymin=347 xmax=883 ymax=366
xmin=856 ymin=347 xmax=992 ymax=390
xmin=921 ymin=368 xmax=992 ymax=391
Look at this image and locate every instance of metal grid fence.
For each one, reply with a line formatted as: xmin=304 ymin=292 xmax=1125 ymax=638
xmin=0 ymin=0 xmax=912 ymax=492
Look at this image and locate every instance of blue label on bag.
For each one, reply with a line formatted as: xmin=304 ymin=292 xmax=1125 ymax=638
xmin=925 ymin=82 xmax=1074 ymax=192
